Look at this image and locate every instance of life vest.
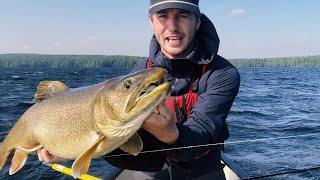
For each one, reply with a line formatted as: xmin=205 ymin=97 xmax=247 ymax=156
xmin=147 ymin=59 xmax=207 ymax=123
xmin=147 ymin=58 xmax=211 ymax=161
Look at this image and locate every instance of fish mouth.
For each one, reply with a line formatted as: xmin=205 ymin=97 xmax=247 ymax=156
xmin=125 ymin=68 xmax=171 ymax=114
xmin=136 ymin=76 xmax=166 ymax=102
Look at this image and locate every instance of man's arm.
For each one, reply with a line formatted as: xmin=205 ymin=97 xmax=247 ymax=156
xmin=161 ymin=65 xmax=240 ymax=161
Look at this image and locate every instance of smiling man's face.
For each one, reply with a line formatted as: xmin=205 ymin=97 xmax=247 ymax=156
xmin=150 ymin=8 xmax=201 ymax=59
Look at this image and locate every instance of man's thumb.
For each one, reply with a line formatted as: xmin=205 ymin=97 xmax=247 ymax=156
xmin=158 ymin=101 xmax=173 ymax=118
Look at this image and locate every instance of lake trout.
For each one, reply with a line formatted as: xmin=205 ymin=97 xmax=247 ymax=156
xmin=0 ymin=67 xmax=171 ymax=178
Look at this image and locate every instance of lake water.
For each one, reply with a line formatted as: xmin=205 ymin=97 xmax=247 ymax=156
xmin=0 ymin=67 xmax=319 ymax=180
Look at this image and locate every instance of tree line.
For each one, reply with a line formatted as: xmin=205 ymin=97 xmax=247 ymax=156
xmin=0 ymin=54 xmax=319 ymax=68
xmin=230 ymin=55 xmax=320 ymax=67
xmin=0 ymin=54 xmax=145 ymax=68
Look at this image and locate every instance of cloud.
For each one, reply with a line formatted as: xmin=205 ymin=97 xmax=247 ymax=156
xmin=230 ymin=8 xmax=247 ymax=17
xmin=23 ymin=45 xmax=31 ymax=50
xmin=53 ymin=42 xmax=61 ymax=47
xmin=88 ymin=35 xmax=97 ymax=40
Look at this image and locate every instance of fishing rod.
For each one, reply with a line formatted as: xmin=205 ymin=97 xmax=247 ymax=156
xmin=43 ymin=163 xmax=102 ymax=180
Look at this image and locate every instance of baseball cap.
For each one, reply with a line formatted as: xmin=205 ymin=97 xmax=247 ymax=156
xmin=149 ymin=0 xmax=200 ymax=15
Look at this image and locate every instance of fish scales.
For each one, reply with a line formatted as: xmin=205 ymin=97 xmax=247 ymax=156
xmin=0 ymin=67 xmax=171 ymax=178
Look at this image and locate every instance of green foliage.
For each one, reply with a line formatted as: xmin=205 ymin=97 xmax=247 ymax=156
xmin=229 ymin=55 xmax=320 ymax=67
xmin=0 ymin=54 xmax=145 ymax=68
xmin=0 ymin=54 xmax=319 ymax=68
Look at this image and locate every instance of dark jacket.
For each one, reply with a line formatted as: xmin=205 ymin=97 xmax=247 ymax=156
xmin=104 ymin=14 xmax=240 ymax=177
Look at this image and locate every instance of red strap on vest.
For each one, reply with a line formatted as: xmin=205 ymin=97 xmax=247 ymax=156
xmin=147 ymin=58 xmax=153 ymax=69
xmin=202 ymin=64 xmax=208 ymax=74
xmin=168 ymin=93 xmax=198 ymax=121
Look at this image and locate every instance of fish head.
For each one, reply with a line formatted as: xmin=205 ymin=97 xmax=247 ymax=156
xmin=95 ymin=67 xmax=171 ymax=137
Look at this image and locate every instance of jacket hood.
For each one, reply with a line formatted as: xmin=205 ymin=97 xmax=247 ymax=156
xmin=149 ymin=14 xmax=220 ymax=65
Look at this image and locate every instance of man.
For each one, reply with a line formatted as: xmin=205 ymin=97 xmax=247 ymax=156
xmin=38 ymin=0 xmax=240 ymax=179
xmin=105 ymin=0 xmax=240 ymax=179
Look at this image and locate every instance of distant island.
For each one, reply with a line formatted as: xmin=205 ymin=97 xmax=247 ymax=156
xmin=0 ymin=54 xmax=319 ymax=68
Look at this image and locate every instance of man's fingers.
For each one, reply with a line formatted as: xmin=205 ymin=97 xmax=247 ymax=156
xmin=157 ymin=102 xmax=173 ymax=118
xmin=37 ymin=148 xmax=57 ymax=163
xmin=40 ymin=148 xmax=51 ymax=162
xmin=153 ymin=107 xmax=160 ymax=114
xmin=37 ymin=149 xmax=43 ymax=161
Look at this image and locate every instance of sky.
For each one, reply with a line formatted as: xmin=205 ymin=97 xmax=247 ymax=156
xmin=0 ymin=0 xmax=320 ymax=59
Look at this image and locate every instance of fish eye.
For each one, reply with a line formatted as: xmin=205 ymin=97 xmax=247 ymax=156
xmin=124 ymin=80 xmax=132 ymax=90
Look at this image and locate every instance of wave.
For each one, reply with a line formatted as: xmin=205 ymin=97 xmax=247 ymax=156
xmin=274 ymin=125 xmax=320 ymax=135
xmin=229 ymin=110 xmax=269 ymax=117
xmin=0 ymin=106 xmax=7 ymax=112
xmin=10 ymin=75 xmax=27 ymax=80
xmin=10 ymin=100 xmax=34 ymax=109
xmin=6 ymin=101 xmax=34 ymax=115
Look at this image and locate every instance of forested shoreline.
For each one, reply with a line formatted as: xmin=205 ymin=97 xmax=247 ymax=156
xmin=0 ymin=54 xmax=319 ymax=68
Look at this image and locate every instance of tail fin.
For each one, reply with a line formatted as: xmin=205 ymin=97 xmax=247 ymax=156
xmin=0 ymin=143 xmax=11 ymax=172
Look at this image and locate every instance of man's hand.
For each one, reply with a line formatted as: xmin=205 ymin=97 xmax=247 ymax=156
xmin=37 ymin=147 xmax=68 ymax=163
xmin=142 ymin=101 xmax=179 ymax=144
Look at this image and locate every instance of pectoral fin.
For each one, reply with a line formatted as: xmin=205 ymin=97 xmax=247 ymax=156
xmin=71 ymin=135 xmax=106 ymax=178
xmin=33 ymin=81 xmax=69 ymax=102
xmin=9 ymin=149 xmax=29 ymax=175
xmin=119 ymin=133 xmax=143 ymax=156
xmin=17 ymin=145 xmax=42 ymax=155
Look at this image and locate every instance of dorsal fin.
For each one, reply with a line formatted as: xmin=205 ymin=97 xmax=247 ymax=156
xmin=33 ymin=81 xmax=69 ymax=102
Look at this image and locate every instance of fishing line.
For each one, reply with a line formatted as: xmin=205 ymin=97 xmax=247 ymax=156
xmin=103 ymin=132 xmax=320 ymax=158
xmin=102 ymin=132 xmax=320 ymax=179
